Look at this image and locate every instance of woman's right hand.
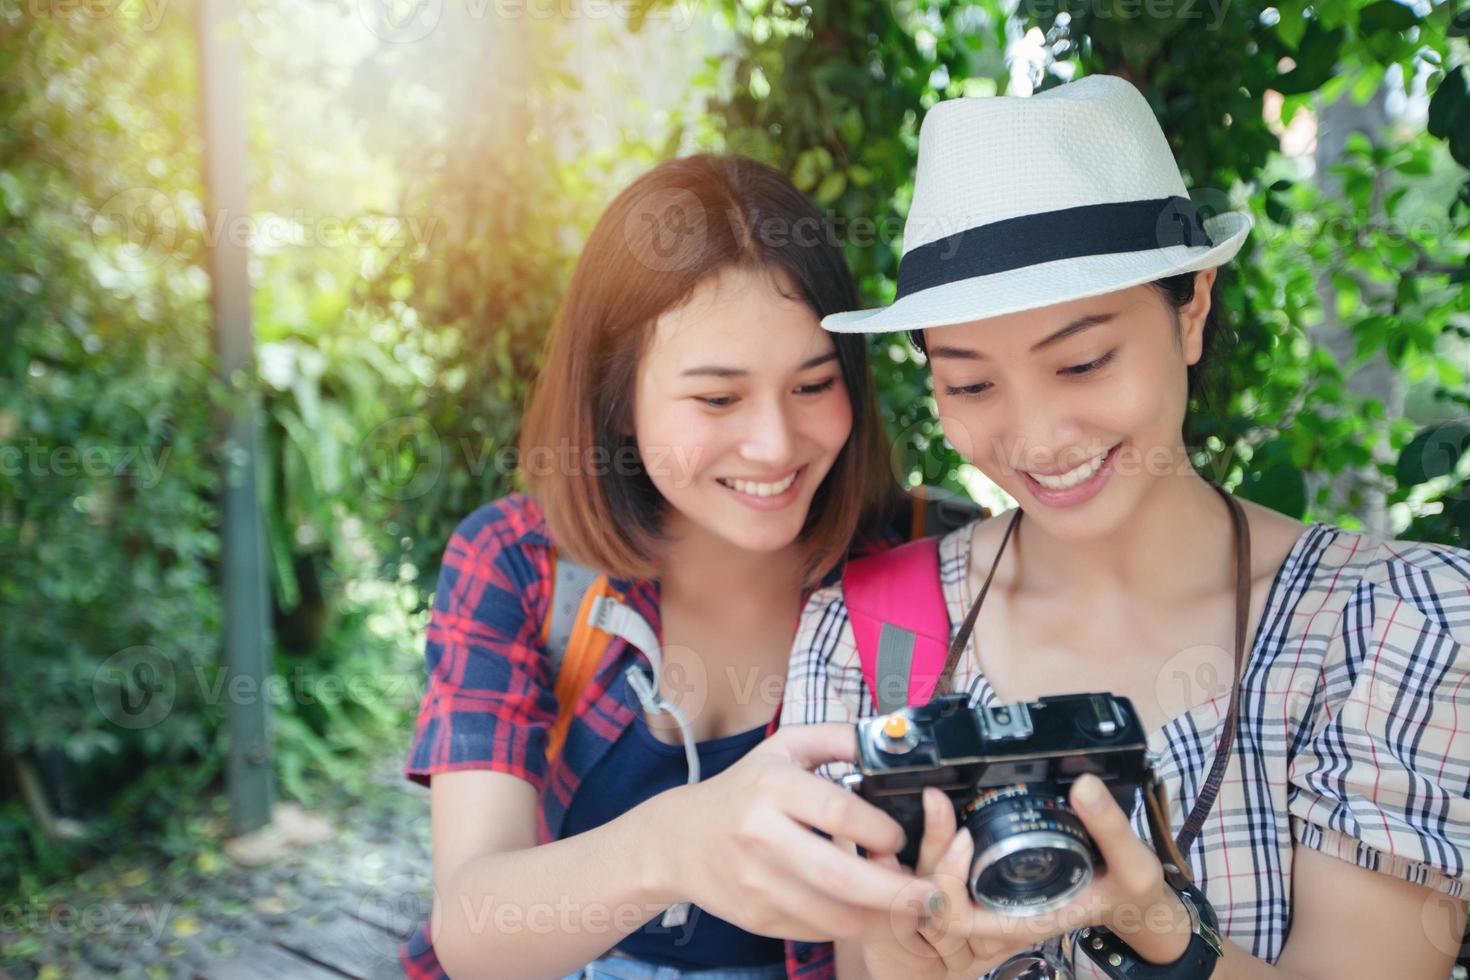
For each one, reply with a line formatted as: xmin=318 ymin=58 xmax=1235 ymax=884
xmin=854 ymin=787 xmax=1041 ymax=980
xmin=648 ymin=722 xmax=935 ymax=943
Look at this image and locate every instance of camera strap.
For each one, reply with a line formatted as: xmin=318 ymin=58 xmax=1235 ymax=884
xmin=936 ymin=481 xmax=1252 ymax=888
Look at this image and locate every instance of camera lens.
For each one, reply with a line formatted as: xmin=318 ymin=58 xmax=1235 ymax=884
xmin=997 ymin=847 xmax=1058 ymax=886
xmin=963 ymin=786 xmax=1095 ymax=916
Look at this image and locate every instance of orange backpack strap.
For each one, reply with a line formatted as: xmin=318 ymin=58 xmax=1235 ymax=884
xmin=542 ymin=547 xmax=621 ymax=764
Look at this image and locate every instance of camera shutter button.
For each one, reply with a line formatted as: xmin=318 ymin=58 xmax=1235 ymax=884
xmin=878 ymin=714 xmax=918 ymax=753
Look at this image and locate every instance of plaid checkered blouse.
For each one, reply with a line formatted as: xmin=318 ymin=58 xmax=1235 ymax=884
xmin=780 ymin=515 xmax=1470 ymax=973
xmin=399 ymin=492 xmax=913 ymax=980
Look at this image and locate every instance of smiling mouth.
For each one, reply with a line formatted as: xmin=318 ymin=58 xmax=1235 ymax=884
xmin=1024 ymin=445 xmax=1119 ymax=490
xmin=715 ymin=469 xmax=800 ymax=498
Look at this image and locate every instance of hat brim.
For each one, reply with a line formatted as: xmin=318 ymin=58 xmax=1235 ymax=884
xmin=822 ymin=211 xmax=1252 ymax=335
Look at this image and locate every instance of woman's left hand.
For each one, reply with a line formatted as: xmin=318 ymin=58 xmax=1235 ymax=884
xmin=903 ymin=774 xmax=1195 ymax=969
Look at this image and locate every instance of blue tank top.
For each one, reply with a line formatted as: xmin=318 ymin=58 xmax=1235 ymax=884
xmin=560 ymin=710 xmax=785 ymax=969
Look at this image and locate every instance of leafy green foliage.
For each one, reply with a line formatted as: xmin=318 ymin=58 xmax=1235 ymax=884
xmin=4 ymin=0 xmax=1467 ymax=901
xmin=0 ymin=6 xmax=229 ymax=889
xmin=694 ymin=0 xmax=1469 ymax=539
xmin=0 ymin=3 xmax=428 ymax=893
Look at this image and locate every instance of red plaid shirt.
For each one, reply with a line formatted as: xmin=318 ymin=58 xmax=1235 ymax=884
xmin=400 ymin=491 xmax=901 ymax=978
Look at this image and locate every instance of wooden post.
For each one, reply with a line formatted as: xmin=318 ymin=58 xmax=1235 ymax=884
xmin=194 ymin=0 xmax=275 ymax=834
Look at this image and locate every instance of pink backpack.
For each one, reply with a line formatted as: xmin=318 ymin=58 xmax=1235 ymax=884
xmin=842 ymin=536 xmax=953 ymax=714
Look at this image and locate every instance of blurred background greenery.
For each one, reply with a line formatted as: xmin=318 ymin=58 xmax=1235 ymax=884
xmin=1 ymin=0 xmax=1467 ymax=908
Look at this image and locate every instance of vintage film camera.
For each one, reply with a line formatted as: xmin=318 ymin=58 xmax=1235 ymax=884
xmin=839 ymin=692 xmax=1155 ymax=916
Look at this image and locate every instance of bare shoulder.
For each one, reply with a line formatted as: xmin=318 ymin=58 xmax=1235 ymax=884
xmin=1232 ymin=496 xmax=1314 ymax=581
xmin=962 ymin=507 xmax=1024 ymax=581
xmin=965 ymin=507 xmax=1018 ymax=543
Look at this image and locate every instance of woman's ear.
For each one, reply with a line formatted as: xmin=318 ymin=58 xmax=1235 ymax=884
xmin=1179 ymin=267 xmax=1217 ymax=366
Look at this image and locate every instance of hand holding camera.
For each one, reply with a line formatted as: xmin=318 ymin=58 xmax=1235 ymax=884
xmin=650 ymin=721 xmax=932 ymax=945
xmin=844 ymin=693 xmax=1198 ymax=979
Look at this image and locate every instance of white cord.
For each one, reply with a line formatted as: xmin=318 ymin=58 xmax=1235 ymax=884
xmin=591 ymin=595 xmax=701 ymax=785
xmin=588 ymin=595 xmax=701 ymax=931
xmin=625 ymin=665 xmax=701 ymax=784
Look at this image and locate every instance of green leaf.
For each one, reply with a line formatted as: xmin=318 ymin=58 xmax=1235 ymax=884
xmin=1238 ymin=450 xmax=1308 ymax=518
xmin=1396 ymin=421 xmax=1470 ymax=486
xmin=1428 ymin=66 xmax=1468 ymax=142
xmin=1358 ymin=0 xmax=1417 ymax=34
xmin=1264 ymin=195 xmax=1293 ymax=225
xmin=1351 ymin=63 xmax=1387 ymax=106
xmin=814 ymin=171 xmax=847 ymax=204
xmin=1275 ymin=0 xmax=1309 ymax=47
xmin=1344 ymin=131 xmax=1374 ymax=159
xmin=1274 ymin=21 xmax=1346 ymax=95
xmin=791 ymin=146 xmax=832 ymax=192
xmin=1392 ymin=150 xmax=1430 ymax=176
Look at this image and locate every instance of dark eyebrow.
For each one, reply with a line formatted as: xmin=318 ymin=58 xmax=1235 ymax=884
xmin=680 ymin=350 xmax=838 ymax=378
xmin=926 ymin=312 xmax=1117 ymax=361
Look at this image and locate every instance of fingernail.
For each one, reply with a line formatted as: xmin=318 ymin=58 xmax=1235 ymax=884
xmin=944 ymin=831 xmax=971 ymax=863
xmin=925 ymin=889 xmax=946 ymax=916
xmin=1074 ymin=774 xmax=1106 ymax=813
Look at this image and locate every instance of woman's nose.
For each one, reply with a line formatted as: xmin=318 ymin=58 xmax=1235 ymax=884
xmin=1006 ymin=397 xmax=1085 ymax=474
xmin=738 ymin=398 xmax=797 ymax=465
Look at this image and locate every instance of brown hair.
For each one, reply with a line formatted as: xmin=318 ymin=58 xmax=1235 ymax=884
xmin=518 ymin=154 xmax=898 ymax=585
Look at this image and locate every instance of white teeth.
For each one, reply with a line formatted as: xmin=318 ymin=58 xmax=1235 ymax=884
xmin=720 ymin=471 xmax=798 ymax=498
xmin=1027 ymin=448 xmax=1111 ymax=490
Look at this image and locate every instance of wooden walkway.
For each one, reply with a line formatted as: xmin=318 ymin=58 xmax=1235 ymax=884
xmin=194 ymin=763 xmax=432 ymax=980
xmin=210 ymin=906 xmax=410 ymax=980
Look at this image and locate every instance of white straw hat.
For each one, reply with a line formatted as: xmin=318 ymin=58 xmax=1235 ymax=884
xmin=823 ymin=74 xmax=1252 ymax=334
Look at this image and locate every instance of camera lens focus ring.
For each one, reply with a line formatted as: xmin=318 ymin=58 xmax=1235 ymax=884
xmin=969 ymin=830 xmax=1093 ymax=915
xmin=963 ymin=788 xmax=1096 ymax=916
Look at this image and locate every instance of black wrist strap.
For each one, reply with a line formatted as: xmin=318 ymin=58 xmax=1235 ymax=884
xmin=1078 ymin=880 xmax=1222 ymax=980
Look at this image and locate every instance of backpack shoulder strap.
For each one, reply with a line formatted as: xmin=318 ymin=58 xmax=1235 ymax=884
xmin=842 ymin=536 xmax=948 ymax=715
xmin=913 ymin=493 xmax=988 ymax=538
xmin=544 ymin=548 xmax=604 ymax=678
xmin=542 ymin=548 xmax=619 ymax=763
